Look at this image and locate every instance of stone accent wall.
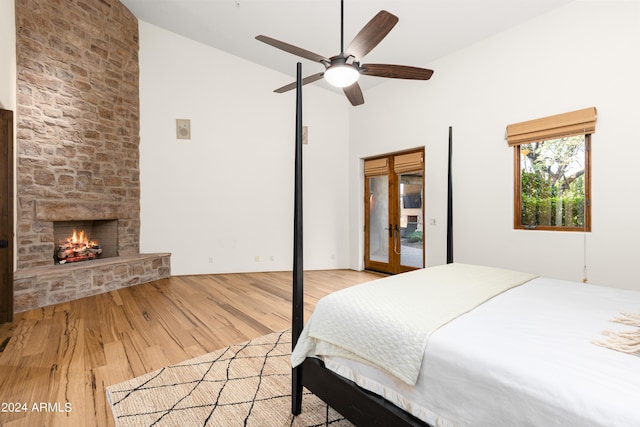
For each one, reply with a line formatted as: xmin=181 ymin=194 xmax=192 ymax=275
xmin=13 ymin=0 xmax=171 ymax=312
xmin=15 ymin=0 xmax=140 ymax=269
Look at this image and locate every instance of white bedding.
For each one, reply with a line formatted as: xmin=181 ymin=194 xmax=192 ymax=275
xmin=318 ymin=276 xmax=640 ymax=426
xmin=292 ymin=263 xmax=536 ymax=385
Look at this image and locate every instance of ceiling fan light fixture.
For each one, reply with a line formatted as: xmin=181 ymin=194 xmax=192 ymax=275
xmin=324 ymin=64 xmax=360 ymax=88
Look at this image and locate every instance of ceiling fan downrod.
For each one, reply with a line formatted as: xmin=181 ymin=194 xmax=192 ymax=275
xmin=340 ymin=0 xmax=345 ymax=54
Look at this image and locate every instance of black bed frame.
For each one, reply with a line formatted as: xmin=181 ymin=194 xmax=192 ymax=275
xmin=290 ymin=63 xmax=453 ymax=426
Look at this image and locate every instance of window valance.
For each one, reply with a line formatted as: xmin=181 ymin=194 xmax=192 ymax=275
xmin=394 ymin=151 xmax=423 ymax=174
xmin=506 ymin=107 xmax=597 ymax=146
xmin=364 ymin=158 xmax=389 ymax=176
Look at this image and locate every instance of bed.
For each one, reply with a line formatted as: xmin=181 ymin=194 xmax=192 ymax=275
xmin=291 ymin=263 xmax=640 ymax=426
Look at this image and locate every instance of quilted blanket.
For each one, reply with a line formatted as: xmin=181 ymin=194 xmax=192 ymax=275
xmin=292 ymin=263 xmax=536 ymax=385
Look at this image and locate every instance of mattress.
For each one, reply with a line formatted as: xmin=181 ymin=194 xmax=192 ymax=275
xmin=321 ymin=277 xmax=640 ymax=426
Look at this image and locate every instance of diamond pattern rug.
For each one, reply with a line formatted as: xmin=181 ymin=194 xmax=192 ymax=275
xmin=106 ymin=329 xmax=353 ymax=426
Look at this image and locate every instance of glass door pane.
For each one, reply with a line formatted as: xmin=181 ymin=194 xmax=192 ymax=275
xmin=398 ymin=172 xmax=424 ymax=269
xmin=368 ymin=175 xmax=389 ymax=264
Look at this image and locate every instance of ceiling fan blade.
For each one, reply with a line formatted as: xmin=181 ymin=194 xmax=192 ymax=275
xmin=345 ymin=11 xmax=398 ymax=60
xmin=274 ymin=72 xmax=325 ymax=93
xmin=343 ymin=82 xmax=365 ymax=106
xmin=256 ymin=35 xmax=329 ymax=63
xmin=360 ymin=64 xmax=434 ymax=80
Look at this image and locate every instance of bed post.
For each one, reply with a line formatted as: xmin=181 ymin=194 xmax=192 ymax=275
xmin=447 ymin=126 xmax=453 ymax=264
xmin=292 ymin=62 xmax=304 ymax=415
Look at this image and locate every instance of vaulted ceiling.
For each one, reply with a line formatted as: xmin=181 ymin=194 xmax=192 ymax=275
xmin=120 ymin=0 xmax=574 ymax=92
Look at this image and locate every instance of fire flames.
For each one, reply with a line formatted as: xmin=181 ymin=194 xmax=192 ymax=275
xmin=67 ymin=229 xmax=98 ymax=247
xmin=56 ymin=229 xmax=102 ymax=264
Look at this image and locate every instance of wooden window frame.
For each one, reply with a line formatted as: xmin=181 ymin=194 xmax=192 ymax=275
xmin=513 ymin=134 xmax=591 ymax=232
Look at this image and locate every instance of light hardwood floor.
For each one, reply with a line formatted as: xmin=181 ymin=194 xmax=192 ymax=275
xmin=0 ymin=269 xmax=383 ymax=427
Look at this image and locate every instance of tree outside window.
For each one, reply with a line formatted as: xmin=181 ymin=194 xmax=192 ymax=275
xmin=515 ymin=134 xmax=591 ymax=231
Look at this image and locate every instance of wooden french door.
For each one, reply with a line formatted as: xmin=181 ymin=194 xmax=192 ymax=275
xmin=364 ymin=149 xmax=424 ymax=274
xmin=0 ymin=109 xmax=13 ymax=323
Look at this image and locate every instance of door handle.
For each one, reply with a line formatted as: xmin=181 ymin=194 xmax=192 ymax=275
xmin=393 ymin=225 xmax=401 ymax=255
xmin=0 ymin=239 xmax=8 ymax=248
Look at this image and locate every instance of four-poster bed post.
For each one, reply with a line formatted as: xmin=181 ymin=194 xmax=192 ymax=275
xmin=292 ymin=62 xmax=304 ymax=415
xmin=447 ymin=126 xmax=453 ymax=264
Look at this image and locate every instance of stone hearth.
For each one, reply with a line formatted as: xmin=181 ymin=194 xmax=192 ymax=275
xmin=14 ymin=253 xmax=170 ymax=311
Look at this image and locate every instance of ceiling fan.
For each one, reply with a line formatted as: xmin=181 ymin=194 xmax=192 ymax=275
xmin=255 ymin=0 xmax=434 ymax=106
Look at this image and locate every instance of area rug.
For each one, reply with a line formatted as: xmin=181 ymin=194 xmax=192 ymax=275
xmin=106 ymin=329 xmax=353 ymax=426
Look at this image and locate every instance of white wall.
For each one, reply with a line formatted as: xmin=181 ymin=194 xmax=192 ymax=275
xmin=350 ymin=0 xmax=640 ymax=290
xmin=0 ymin=0 xmax=15 ymax=111
xmin=138 ymin=22 xmax=351 ymax=275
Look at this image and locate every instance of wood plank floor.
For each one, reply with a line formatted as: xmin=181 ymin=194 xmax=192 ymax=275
xmin=0 ymin=269 xmax=383 ymax=427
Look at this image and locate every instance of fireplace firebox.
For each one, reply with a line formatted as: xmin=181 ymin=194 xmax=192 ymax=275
xmin=53 ymin=220 xmax=118 ymax=264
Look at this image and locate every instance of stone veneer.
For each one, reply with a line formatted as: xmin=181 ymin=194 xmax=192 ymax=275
xmin=14 ymin=254 xmax=171 ymax=311
xmin=13 ymin=0 xmax=170 ymax=312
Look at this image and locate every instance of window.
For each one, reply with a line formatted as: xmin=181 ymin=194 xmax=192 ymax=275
xmin=515 ymin=135 xmax=590 ymax=230
xmin=507 ymin=107 xmax=596 ymax=231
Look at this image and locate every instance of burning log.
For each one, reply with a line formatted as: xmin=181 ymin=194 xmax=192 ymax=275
xmin=56 ymin=245 xmax=102 ymax=264
xmin=55 ymin=229 xmax=102 ymax=264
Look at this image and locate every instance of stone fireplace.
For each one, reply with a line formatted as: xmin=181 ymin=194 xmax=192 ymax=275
xmin=13 ymin=0 xmax=170 ymax=312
